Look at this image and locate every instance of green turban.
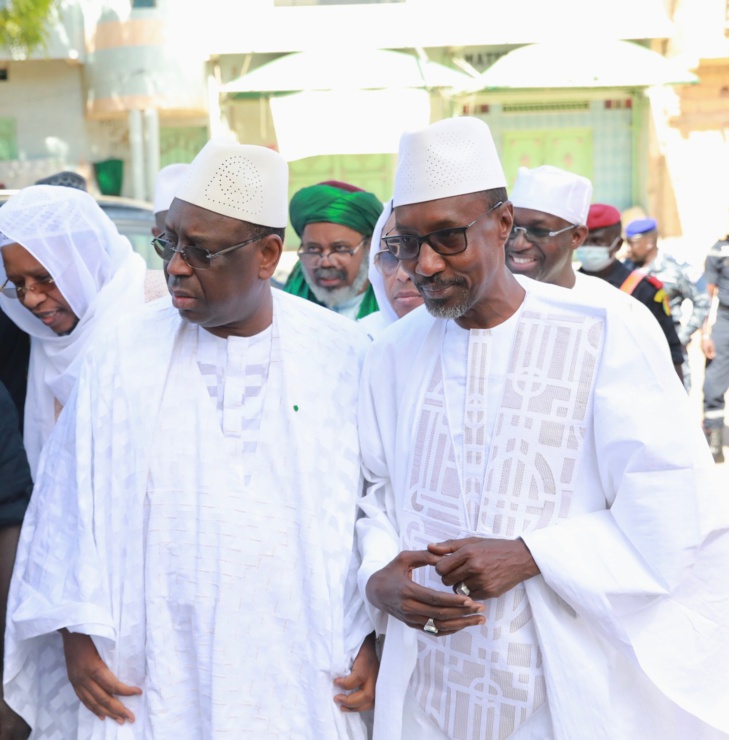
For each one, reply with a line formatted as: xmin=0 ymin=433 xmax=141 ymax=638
xmin=289 ymin=181 xmax=383 ymax=239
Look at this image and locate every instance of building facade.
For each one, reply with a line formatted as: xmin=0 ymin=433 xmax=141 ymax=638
xmin=1 ymin=0 xmax=725 ymax=260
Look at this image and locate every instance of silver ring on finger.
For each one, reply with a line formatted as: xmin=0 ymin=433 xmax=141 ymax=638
xmin=455 ymin=581 xmax=471 ymax=597
xmin=423 ymin=618 xmax=439 ymax=635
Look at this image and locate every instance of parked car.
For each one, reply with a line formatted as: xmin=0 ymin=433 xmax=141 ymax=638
xmin=0 ymin=189 xmax=160 ymax=269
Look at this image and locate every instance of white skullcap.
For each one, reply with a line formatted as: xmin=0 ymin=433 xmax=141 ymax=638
xmin=175 ymin=138 xmax=289 ymax=228
xmin=393 ymin=117 xmax=506 ymax=207
xmin=153 ymin=163 xmax=190 ymax=215
xmin=511 ymin=165 xmax=593 ymax=226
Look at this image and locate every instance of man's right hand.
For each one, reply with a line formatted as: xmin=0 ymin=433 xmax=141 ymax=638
xmin=365 ymin=550 xmax=485 ymax=635
xmin=0 ymin=699 xmax=30 ymax=740
xmin=702 ymin=335 xmax=716 ymax=360
xmin=60 ymin=630 xmax=142 ymax=724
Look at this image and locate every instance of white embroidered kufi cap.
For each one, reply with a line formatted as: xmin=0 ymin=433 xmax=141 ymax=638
xmin=393 ymin=117 xmax=506 ymax=207
xmin=176 ymin=138 xmax=289 ymax=228
xmin=153 ymin=163 xmax=191 ymax=215
xmin=511 ymin=165 xmax=593 ymax=225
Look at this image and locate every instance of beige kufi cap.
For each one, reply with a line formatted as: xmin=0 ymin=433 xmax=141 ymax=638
xmin=176 ymin=138 xmax=289 ymax=228
xmin=153 ymin=163 xmax=190 ymax=215
xmin=511 ymin=165 xmax=592 ymax=225
xmin=393 ymin=117 xmax=506 ymax=207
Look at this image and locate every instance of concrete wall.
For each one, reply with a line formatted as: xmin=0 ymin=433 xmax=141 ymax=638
xmin=0 ymin=61 xmax=90 ymax=188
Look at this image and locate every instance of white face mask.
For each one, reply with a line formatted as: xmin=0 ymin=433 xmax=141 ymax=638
xmin=575 ymin=246 xmax=613 ymax=272
xmin=576 ymin=236 xmax=620 ymax=272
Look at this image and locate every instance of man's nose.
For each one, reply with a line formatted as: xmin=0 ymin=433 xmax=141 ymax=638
xmin=166 ymin=250 xmax=193 ymax=276
xmin=395 ymin=263 xmax=411 ymax=282
xmin=414 ymin=241 xmax=446 ymax=277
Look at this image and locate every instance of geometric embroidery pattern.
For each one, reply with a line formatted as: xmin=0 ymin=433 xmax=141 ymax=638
xmin=403 ymin=311 xmax=603 ymax=739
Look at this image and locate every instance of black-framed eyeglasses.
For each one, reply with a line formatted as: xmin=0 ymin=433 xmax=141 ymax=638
xmin=506 ymin=223 xmax=577 ymax=247
xmin=382 ymin=201 xmax=503 ymax=261
xmin=373 ymin=249 xmax=401 ymax=276
xmin=151 ymin=234 xmax=263 ymax=270
xmin=296 ymin=237 xmax=366 ymax=263
xmin=1 ymin=275 xmax=56 ymax=300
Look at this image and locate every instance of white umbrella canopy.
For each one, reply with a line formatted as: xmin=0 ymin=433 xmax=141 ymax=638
xmin=469 ymin=40 xmax=699 ymax=90
xmin=220 ymin=48 xmax=476 ymax=94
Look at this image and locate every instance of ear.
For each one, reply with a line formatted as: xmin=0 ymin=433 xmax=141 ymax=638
xmin=497 ymin=201 xmax=514 ymax=241
xmin=571 ymin=225 xmax=589 ymax=251
xmin=257 ymin=234 xmax=284 ymax=280
xmin=610 ymin=237 xmax=623 ymax=257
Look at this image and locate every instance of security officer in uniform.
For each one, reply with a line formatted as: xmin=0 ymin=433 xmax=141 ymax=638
xmin=701 ymin=234 xmax=729 ymax=463
xmin=579 ymin=205 xmax=684 ymax=381
xmin=624 ymin=217 xmax=710 ymax=391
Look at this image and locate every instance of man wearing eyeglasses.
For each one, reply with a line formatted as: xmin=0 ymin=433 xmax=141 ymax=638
xmin=4 ymin=139 xmax=377 ymax=738
xmin=505 ymin=164 xmax=590 ymax=287
xmin=359 ymin=201 xmax=424 ymax=340
xmin=506 ymin=169 xmax=684 ymax=382
xmin=356 ymin=117 xmax=727 ymax=739
xmin=284 ymin=180 xmax=383 ymax=320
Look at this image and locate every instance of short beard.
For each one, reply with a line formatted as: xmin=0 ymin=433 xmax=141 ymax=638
xmin=414 ymin=277 xmax=472 ymax=320
xmin=303 ymin=252 xmax=371 ymax=308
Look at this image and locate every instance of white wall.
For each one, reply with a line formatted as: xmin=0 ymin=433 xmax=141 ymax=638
xmin=0 ymin=61 xmax=89 ymax=188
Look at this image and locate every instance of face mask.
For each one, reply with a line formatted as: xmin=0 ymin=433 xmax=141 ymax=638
xmin=575 ymin=246 xmax=614 ymax=273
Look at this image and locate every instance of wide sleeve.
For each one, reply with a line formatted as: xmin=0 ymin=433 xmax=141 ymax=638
xmin=355 ymin=348 xmax=404 ymax=636
xmin=8 ymin=355 xmax=117 ymax=645
xmin=521 ymin=299 xmax=729 ymax=730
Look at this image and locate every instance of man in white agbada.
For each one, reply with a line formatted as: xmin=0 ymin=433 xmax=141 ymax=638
xmin=359 ymin=200 xmax=423 ymax=340
xmin=4 ymin=139 xmax=377 ymax=738
xmin=356 ymin=116 xmax=729 ymax=739
xmin=0 ymin=185 xmax=148 ymax=478
xmin=506 ymin=165 xmax=685 ymax=381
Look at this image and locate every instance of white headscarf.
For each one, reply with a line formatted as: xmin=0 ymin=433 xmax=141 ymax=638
xmin=0 ymin=185 xmax=147 ymax=476
xmin=359 ymin=200 xmax=398 ymax=339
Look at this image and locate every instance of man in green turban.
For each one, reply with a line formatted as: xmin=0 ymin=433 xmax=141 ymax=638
xmin=285 ymin=180 xmax=383 ymax=319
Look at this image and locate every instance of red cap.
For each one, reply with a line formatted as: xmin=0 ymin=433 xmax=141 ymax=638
xmin=317 ymin=180 xmax=365 ymax=193
xmin=587 ymin=204 xmax=621 ymax=231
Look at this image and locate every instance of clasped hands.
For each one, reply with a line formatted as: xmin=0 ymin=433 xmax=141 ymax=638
xmin=366 ymin=536 xmax=540 ymax=636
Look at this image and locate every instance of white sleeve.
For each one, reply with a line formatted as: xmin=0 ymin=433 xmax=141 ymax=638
xmin=522 ymin=301 xmax=729 ymax=726
xmin=355 ymin=350 xmax=402 ymax=636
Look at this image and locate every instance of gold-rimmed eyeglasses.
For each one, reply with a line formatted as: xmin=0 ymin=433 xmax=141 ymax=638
xmin=1 ymin=275 xmax=56 ymax=300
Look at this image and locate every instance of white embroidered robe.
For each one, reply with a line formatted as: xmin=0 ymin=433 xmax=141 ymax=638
xmin=357 ymin=276 xmax=729 ymax=740
xmin=5 ymin=290 xmax=372 ymax=739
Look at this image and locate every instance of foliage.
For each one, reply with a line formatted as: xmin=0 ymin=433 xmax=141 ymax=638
xmin=0 ymin=0 xmax=57 ymax=56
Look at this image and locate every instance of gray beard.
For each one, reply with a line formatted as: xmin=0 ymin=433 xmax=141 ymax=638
xmin=423 ymin=297 xmax=472 ymax=320
xmin=303 ymin=252 xmax=371 ymax=308
xmin=417 ymin=282 xmax=472 ymax=320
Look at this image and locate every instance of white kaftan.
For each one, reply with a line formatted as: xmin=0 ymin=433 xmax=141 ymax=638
xmin=357 ymin=275 xmax=729 ymax=739
xmin=5 ymin=290 xmax=372 ymax=739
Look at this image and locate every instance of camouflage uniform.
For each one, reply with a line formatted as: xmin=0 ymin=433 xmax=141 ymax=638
xmin=625 ymin=252 xmax=710 ymax=390
xmin=703 ymin=237 xmax=729 ymax=462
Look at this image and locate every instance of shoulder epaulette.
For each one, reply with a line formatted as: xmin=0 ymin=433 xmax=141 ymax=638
xmin=644 ymin=274 xmax=664 ymax=290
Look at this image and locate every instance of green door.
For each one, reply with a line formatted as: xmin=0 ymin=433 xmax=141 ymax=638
xmin=0 ymin=118 xmax=18 ymax=161
xmin=502 ymin=128 xmax=593 ymax=191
